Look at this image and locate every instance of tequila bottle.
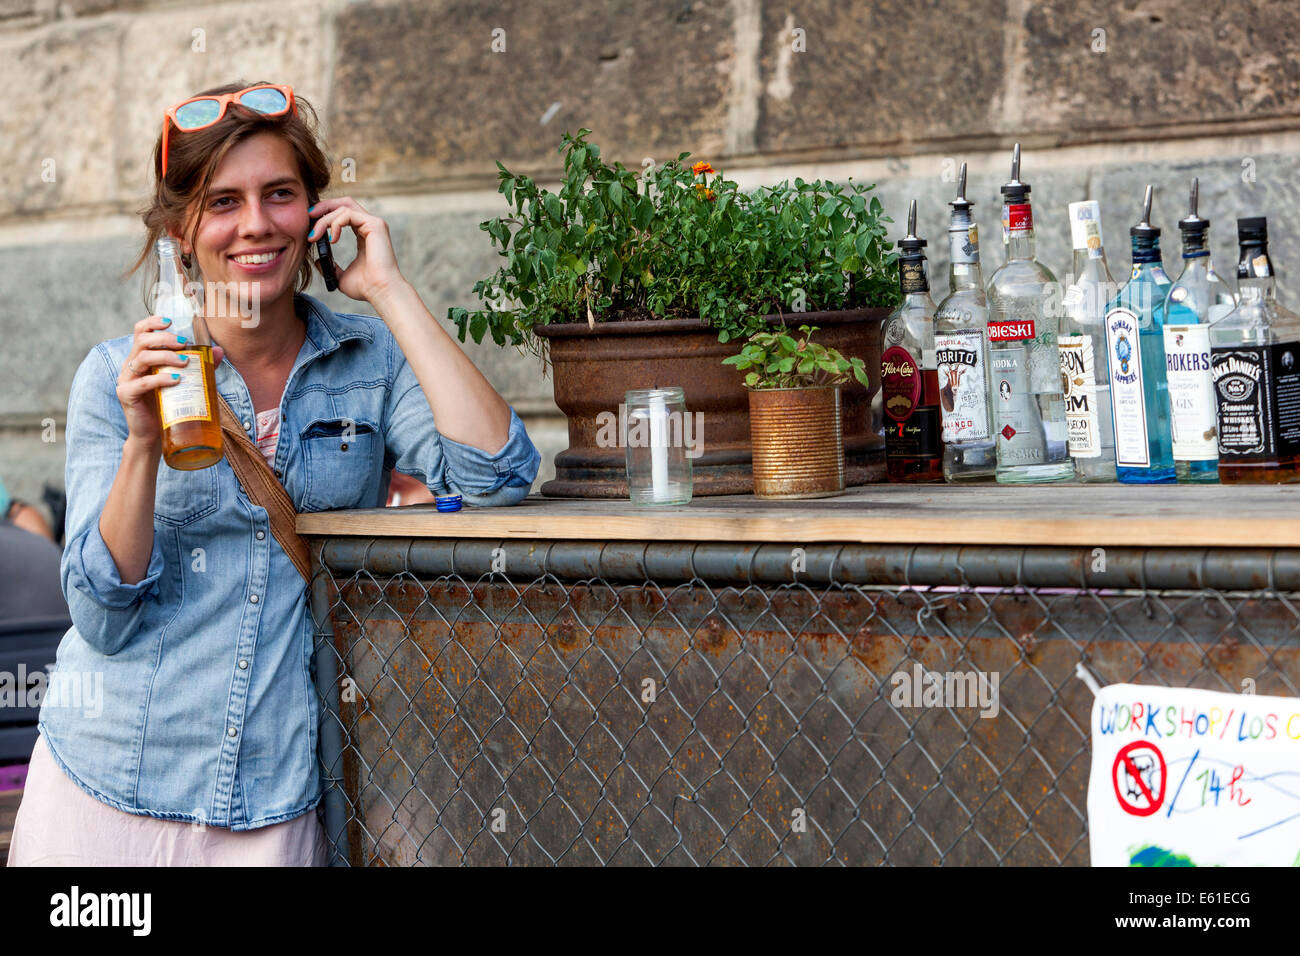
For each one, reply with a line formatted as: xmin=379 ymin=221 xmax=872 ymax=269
xmin=1163 ymin=178 xmax=1234 ymax=483
xmin=1060 ymin=200 xmax=1117 ymax=481
xmin=1209 ymin=217 xmax=1300 ymax=483
xmin=985 ymin=144 xmax=1072 ymax=483
xmin=1103 ymin=186 xmax=1175 ymax=483
xmin=934 ymin=163 xmax=995 ymax=481
xmin=881 ymin=200 xmax=943 ymax=482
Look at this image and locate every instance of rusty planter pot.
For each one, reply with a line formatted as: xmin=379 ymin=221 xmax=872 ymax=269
xmin=536 ymin=308 xmax=886 ymax=497
xmin=748 ymin=385 xmax=845 ymax=499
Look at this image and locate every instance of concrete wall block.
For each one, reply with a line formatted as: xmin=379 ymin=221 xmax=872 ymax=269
xmin=330 ymin=0 xmax=735 ymax=185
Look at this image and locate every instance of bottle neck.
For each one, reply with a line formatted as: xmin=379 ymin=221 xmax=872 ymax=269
xmin=946 ymin=216 xmax=983 ymax=291
xmin=899 ymin=256 xmax=930 ymax=296
xmin=1071 ymin=247 xmax=1109 ymax=278
xmin=1003 ymin=200 xmax=1036 ymax=260
xmin=1236 ymin=241 xmax=1275 ymax=304
xmin=1131 ymin=234 xmax=1163 ymax=266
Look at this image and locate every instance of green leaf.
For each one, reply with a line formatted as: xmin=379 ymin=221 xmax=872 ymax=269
xmin=469 ymin=312 xmax=487 ymax=344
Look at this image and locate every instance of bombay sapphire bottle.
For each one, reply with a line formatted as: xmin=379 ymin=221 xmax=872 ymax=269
xmin=934 ymin=164 xmax=995 ymax=481
xmin=1103 ymin=185 xmax=1175 ymax=483
xmin=985 ymin=145 xmax=1073 ymax=483
xmin=1163 ymin=178 xmax=1235 ymax=483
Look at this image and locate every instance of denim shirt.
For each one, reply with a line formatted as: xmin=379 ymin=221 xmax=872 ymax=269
xmin=39 ymin=293 xmax=541 ymax=830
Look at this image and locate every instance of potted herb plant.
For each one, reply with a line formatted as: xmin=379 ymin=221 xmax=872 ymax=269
xmin=722 ymin=325 xmax=870 ymax=498
xmin=449 ymin=129 xmax=899 ymax=497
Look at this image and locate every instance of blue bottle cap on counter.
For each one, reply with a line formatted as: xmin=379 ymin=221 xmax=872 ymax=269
xmin=435 ymin=494 xmax=463 ymax=513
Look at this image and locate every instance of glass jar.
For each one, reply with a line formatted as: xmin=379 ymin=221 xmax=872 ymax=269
xmin=624 ymin=387 xmax=693 ymax=506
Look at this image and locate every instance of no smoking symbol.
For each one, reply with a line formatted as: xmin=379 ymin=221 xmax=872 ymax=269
xmin=1112 ymin=740 xmax=1167 ymax=817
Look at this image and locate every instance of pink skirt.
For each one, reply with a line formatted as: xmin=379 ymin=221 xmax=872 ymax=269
xmin=7 ymin=735 xmax=328 ymax=866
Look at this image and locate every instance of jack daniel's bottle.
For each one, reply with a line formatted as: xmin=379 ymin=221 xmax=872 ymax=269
xmin=881 ymin=200 xmax=943 ymax=482
xmin=1209 ymin=217 xmax=1300 ymax=483
xmin=985 ymin=145 xmax=1072 ymax=483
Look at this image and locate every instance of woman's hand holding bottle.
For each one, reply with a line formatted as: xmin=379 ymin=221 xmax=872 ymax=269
xmin=116 ymin=315 xmax=225 ymax=452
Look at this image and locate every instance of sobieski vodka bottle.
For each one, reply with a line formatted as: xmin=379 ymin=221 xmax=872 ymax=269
xmin=934 ymin=164 xmax=995 ymax=481
xmin=1163 ymin=178 xmax=1235 ymax=483
xmin=1103 ymin=185 xmax=1175 ymax=483
xmin=1060 ymin=201 xmax=1118 ymax=481
xmin=985 ymin=144 xmax=1073 ymax=483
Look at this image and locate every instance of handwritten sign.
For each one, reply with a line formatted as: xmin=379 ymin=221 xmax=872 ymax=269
xmin=1088 ymin=682 xmax=1300 ymax=866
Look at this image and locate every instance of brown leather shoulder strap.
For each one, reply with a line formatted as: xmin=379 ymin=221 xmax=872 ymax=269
xmin=216 ymin=395 xmax=312 ymax=583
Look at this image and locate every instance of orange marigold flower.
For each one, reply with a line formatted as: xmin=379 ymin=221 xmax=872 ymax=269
xmin=694 ymin=183 xmax=717 ymax=201
xmin=692 ymin=161 xmax=715 ymax=176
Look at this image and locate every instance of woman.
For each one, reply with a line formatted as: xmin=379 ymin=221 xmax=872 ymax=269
xmin=7 ymin=81 xmax=540 ymax=865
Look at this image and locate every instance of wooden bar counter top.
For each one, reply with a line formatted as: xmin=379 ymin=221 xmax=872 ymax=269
xmin=297 ymin=484 xmax=1300 ymax=548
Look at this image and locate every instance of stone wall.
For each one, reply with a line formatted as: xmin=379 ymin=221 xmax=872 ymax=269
xmin=4 ymin=0 xmax=1298 ymax=521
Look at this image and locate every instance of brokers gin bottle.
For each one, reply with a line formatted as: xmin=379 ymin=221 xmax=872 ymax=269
xmin=1103 ymin=186 xmax=1175 ymax=483
xmin=149 ymin=238 xmax=223 ymax=470
xmin=985 ymin=145 xmax=1072 ymax=483
xmin=1209 ymin=217 xmax=1300 ymax=483
xmin=1060 ymin=201 xmax=1117 ymax=481
xmin=934 ymin=164 xmax=995 ymax=481
xmin=1163 ymin=179 xmax=1235 ymax=483
xmin=881 ymin=200 xmax=943 ymax=482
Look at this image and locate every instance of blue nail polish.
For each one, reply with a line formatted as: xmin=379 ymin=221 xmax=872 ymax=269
xmin=171 ymin=373 xmax=180 ymax=380
xmin=161 ymin=317 xmax=172 ymax=326
xmin=177 ymin=335 xmax=188 ymax=344
xmin=181 ymin=355 xmax=190 ymax=363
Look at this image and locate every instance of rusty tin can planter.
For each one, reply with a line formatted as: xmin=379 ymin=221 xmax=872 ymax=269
xmin=536 ymin=308 xmax=886 ymax=497
xmin=748 ymin=385 xmax=845 ymax=498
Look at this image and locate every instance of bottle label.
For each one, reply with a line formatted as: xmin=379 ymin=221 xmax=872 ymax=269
xmin=881 ymin=345 xmax=922 ymax=422
xmin=991 ymin=347 xmax=1042 ymax=463
xmin=157 ymin=349 xmax=210 ymax=427
xmin=1163 ymin=325 xmax=1217 ymax=462
xmin=935 ymin=329 xmax=990 ymax=443
xmin=886 ymin=406 xmax=942 ymax=460
xmin=900 ymin=261 xmax=928 ymax=295
xmin=1059 ymin=334 xmax=1100 ymax=458
xmin=988 ymin=320 xmax=1036 ymax=342
xmin=949 ymin=225 xmax=979 ymax=265
xmin=1104 ymin=307 xmax=1150 ymax=467
xmin=1005 ymin=203 xmax=1033 ymax=238
xmin=1212 ymin=343 xmax=1300 ymax=462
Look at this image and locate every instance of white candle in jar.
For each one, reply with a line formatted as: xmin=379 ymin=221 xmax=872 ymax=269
xmin=649 ymin=390 xmax=669 ymax=500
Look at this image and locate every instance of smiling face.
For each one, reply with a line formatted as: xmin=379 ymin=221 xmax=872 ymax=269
xmin=178 ymin=131 xmax=310 ymax=318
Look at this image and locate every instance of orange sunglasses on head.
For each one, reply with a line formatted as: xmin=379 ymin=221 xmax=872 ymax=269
xmin=161 ymin=83 xmax=295 ymax=177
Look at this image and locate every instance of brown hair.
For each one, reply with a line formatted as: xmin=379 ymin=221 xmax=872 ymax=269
xmin=126 ymin=80 xmax=331 ymax=298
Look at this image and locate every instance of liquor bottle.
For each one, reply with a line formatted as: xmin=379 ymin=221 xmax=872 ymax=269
xmin=1060 ymin=200 xmax=1117 ymax=481
xmin=148 ymin=237 xmax=223 ymax=470
xmin=1163 ymin=178 xmax=1234 ymax=483
xmin=985 ymin=144 xmax=1073 ymax=483
xmin=934 ymin=163 xmax=995 ymax=481
xmin=1103 ymin=186 xmax=1175 ymax=483
xmin=881 ymin=199 xmax=943 ymax=482
xmin=1209 ymin=217 xmax=1300 ymax=483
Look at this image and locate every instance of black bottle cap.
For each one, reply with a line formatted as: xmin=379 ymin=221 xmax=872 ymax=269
xmin=898 ymin=199 xmax=927 ymax=255
xmin=1238 ymin=217 xmax=1268 ymax=242
xmin=1000 ymin=143 xmax=1030 ymax=203
xmin=949 ymin=162 xmax=974 ymax=213
xmin=1130 ymin=184 xmax=1160 ymax=239
xmin=1177 ymin=177 xmax=1209 ymax=235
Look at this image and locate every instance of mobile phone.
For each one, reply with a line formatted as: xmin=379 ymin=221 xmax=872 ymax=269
xmin=312 ymin=220 xmax=339 ymax=291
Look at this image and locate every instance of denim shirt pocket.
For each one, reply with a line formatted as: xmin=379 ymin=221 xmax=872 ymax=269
xmin=153 ymin=459 xmax=221 ymax=526
xmin=299 ymin=416 xmax=381 ymax=511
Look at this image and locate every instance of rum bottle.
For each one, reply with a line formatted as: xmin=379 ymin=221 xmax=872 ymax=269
xmin=1060 ymin=200 xmax=1118 ymax=481
xmin=881 ymin=200 xmax=943 ymax=482
xmin=1209 ymin=217 xmax=1300 ymax=483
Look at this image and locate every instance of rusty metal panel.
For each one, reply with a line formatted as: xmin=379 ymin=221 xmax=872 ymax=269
xmin=314 ymin=562 xmax=1300 ymax=866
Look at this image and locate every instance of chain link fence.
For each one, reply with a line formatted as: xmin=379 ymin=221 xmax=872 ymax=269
xmin=306 ymin=539 xmax=1300 ymax=866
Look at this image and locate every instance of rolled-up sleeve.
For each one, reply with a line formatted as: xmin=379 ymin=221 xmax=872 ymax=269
xmin=60 ymin=347 xmax=165 ymax=655
xmin=383 ymin=336 xmax=541 ymax=507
